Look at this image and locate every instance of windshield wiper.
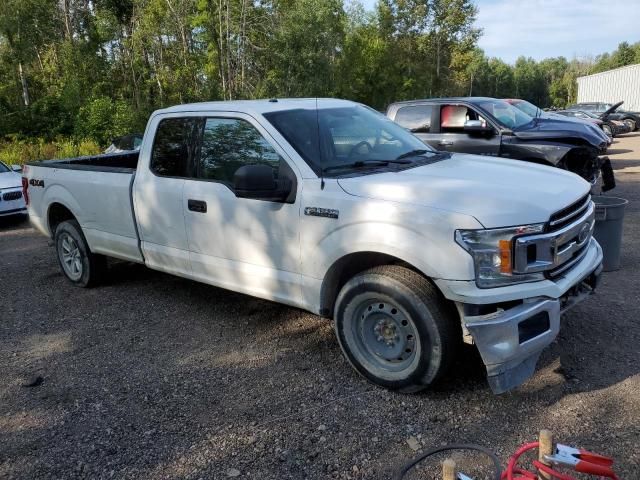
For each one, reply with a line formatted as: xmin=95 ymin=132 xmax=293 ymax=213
xmin=322 ymin=159 xmax=411 ymax=174
xmin=395 ymin=149 xmax=430 ymax=160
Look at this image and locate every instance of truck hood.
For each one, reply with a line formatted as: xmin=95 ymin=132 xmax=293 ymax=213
xmin=512 ymin=117 xmax=606 ymax=147
xmin=337 ymin=154 xmax=590 ymax=228
xmin=0 ymin=171 xmax=21 ymax=190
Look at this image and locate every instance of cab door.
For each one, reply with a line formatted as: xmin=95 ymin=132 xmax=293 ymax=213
xmin=182 ymin=113 xmax=303 ymax=306
xmin=433 ymin=104 xmax=501 ymax=156
xmin=134 ymin=115 xmax=200 ymax=277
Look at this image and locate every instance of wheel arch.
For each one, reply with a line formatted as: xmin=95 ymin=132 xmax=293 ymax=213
xmin=319 ymin=251 xmax=423 ymax=318
xmin=47 ymin=202 xmax=78 ymax=237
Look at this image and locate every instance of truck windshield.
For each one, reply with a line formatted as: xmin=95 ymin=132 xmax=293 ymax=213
xmin=0 ymin=162 xmax=10 ymax=173
xmin=264 ymin=105 xmax=438 ymax=176
xmin=511 ymin=100 xmax=541 ymax=118
xmin=477 ymin=100 xmax=534 ymax=130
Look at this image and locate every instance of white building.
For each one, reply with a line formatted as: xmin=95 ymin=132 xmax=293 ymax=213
xmin=577 ymin=64 xmax=640 ymax=110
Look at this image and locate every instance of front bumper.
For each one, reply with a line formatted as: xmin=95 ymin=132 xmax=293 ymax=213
xmin=438 ymin=238 xmax=603 ymax=394
xmin=0 ymin=188 xmax=27 ymax=216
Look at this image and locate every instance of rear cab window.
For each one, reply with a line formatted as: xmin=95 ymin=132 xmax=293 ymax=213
xmin=394 ymin=105 xmax=433 ymax=132
xmin=150 ymin=118 xmax=200 ymax=177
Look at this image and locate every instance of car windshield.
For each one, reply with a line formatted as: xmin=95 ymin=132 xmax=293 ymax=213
xmin=581 ymin=111 xmax=600 ymax=119
xmin=264 ymin=105 xmax=439 ymax=175
xmin=511 ymin=100 xmax=541 ymax=117
xmin=0 ymin=161 xmax=10 ymax=173
xmin=477 ymin=100 xmax=534 ymax=129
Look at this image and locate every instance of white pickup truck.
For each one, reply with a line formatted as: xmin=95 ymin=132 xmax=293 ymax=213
xmin=24 ymin=99 xmax=603 ymax=394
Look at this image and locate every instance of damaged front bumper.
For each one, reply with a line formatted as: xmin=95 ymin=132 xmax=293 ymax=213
xmin=441 ymin=239 xmax=603 ymax=394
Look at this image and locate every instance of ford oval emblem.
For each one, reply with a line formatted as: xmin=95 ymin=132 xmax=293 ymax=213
xmin=578 ymin=222 xmax=591 ymax=243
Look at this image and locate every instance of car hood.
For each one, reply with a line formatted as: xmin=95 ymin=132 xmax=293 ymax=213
xmin=603 ymin=101 xmax=624 ymax=116
xmin=513 ymin=117 xmax=606 ymax=147
xmin=337 ymin=153 xmax=589 ymax=228
xmin=0 ymin=171 xmax=21 ymax=190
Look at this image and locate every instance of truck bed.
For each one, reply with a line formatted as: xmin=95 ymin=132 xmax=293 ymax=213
xmin=29 ymin=151 xmax=139 ymax=172
xmin=25 ymin=150 xmax=143 ymax=263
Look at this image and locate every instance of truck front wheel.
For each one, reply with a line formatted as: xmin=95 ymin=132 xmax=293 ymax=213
xmin=54 ymin=220 xmax=105 ymax=288
xmin=334 ymin=265 xmax=457 ymax=392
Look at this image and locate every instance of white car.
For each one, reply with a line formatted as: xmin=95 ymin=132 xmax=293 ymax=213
xmin=0 ymin=161 xmax=27 ymax=217
xmin=23 ymin=99 xmax=602 ymax=394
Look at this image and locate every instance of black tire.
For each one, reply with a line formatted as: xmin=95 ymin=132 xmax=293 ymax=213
xmin=54 ymin=220 xmax=106 ymax=287
xmin=334 ymin=265 xmax=458 ymax=393
xmin=602 ymin=124 xmax=613 ymax=137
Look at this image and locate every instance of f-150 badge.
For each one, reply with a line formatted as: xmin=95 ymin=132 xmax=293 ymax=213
xmin=304 ymin=207 xmax=339 ymax=219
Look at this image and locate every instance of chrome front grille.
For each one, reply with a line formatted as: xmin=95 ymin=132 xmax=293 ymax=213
xmin=2 ymin=190 xmax=23 ymax=201
xmin=548 ymin=194 xmax=591 ymax=229
xmin=513 ymin=198 xmax=595 ymax=279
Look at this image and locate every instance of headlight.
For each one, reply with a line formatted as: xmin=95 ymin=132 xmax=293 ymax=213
xmin=456 ymin=224 xmax=545 ymax=288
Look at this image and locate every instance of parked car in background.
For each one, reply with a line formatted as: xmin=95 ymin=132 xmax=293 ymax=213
xmin=387 ymin=97 xmax=615 ymax=191
xmin=554 ymin=110 xmax=625 ymax=138
xmin=505 ymin=98 xmax=614 ymax=142
xmin=104 ymin=133 xmax=143 ymax=153
xmin=23 ymin=98 xmax=604 ymax=394
xmin=567 ymin=101 xmax=639 ymax=131
xmin=0 ymin=161 xmax=27 ymax=217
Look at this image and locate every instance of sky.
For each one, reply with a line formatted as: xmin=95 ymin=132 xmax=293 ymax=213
xmin=359 ymin=0 xmax=640 ymax=64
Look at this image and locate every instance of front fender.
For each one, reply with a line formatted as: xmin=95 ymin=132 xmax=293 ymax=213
xmin=301 ymin=200 xmax=481 ymax=282
xmin=501 ymin=141 xmax=572 ymax=165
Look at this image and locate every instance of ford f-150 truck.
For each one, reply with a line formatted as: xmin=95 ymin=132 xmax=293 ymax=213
xmin=23 ymin=99 xmax=603 ymax=394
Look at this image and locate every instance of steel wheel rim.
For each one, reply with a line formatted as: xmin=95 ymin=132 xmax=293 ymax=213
xmin=59 ymin=233 xmax=82 ymax=280
xmin=349 ymin=298 xmax=420 ymax=375
xmin=603 ymin=125 xmax=612 ymax=136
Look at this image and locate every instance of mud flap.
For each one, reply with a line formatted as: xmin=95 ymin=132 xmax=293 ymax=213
xmin=600 ymin=156 xmax=615 ymax=192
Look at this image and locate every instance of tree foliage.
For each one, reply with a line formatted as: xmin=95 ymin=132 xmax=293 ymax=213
xmin=0 ymin=0 xmax=638 ymax=147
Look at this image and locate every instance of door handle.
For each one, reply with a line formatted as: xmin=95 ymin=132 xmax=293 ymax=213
xmin=188 ymin=199 xmax=207 ymax=213
xmin=438 ymin=140 xmax=453 ymax=146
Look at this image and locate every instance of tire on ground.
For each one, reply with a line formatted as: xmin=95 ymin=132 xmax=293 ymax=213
xmin=334 ymin=265 xmax=458 ymax=393
xmin=54 ymin=220 xmax=106 ymax=287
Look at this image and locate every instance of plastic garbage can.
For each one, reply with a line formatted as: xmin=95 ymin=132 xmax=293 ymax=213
xmin=592 ymin=196 xmax=628 ymax=271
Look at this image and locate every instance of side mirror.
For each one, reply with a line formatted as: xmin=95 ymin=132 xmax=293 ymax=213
xmin=234 ymin=164 xmax=291 ymax=202
xmin=11 ymin=164 xmax=22 ymax=173
xmin=464 ymin=120 xmax=493 ymax=133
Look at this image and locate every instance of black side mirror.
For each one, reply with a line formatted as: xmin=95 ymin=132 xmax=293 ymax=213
xmin=463 ymin=120 xmax=493 ymax=134
xmin=234 ymin=164 xmax=291 ymax=202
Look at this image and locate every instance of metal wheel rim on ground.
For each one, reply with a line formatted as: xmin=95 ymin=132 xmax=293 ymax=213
xmin=350 ymin=298 xmax=420 ymax=376
xmin=59 ymin=233 xmax=83 ymax=280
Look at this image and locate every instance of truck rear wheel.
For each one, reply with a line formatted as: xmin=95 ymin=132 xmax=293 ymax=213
xmin=54 ymin=220 xmax=105 ymax=287
xmin=334 ymin=265 xmax=457 ymax=393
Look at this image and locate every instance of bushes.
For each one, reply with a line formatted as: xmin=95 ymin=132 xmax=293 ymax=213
xmin=0 ymin=138 xmax=101 ymax=165
xmin=75 ymin=96 xmax=137 ymax=147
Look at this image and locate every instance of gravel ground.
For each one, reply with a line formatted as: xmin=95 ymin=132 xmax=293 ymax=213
xmin=1 ymin=134 xmax=639 ymax=479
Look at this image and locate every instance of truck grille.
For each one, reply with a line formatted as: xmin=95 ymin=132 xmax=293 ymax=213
xmin=2 ymin=191 xmax=23 ymax=201
xmin=548 ymin=194 xmax=591 ymax=230
xmin=513 ymin=196 xmax=595 ymax=279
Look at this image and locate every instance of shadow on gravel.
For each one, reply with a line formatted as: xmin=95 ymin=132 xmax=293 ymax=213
xmin=607 ymin=148 xmax=633 ymax=155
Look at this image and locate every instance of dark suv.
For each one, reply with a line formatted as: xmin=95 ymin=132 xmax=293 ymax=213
xmin=567 ymin=102 xmax=639 ymax=131
xmin=386 ymin=97 xmax=614 ymax=191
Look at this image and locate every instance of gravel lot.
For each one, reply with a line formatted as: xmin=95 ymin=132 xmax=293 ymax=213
xmin=1 ymin=134 xmax=639 ymax=479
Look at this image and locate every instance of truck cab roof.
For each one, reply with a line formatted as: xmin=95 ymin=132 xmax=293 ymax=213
xmin=155 ymin=98 xmax=358 ymax=117
xmin=388 ymin=97 xmax=498 ymax=108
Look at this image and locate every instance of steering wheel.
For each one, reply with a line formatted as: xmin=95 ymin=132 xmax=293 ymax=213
xmin=348 ymin=141 xmax=373 ymax=159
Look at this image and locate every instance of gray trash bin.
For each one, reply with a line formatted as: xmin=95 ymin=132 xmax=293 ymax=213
xmin=592 ymin=196 xmax=628 ymax=271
